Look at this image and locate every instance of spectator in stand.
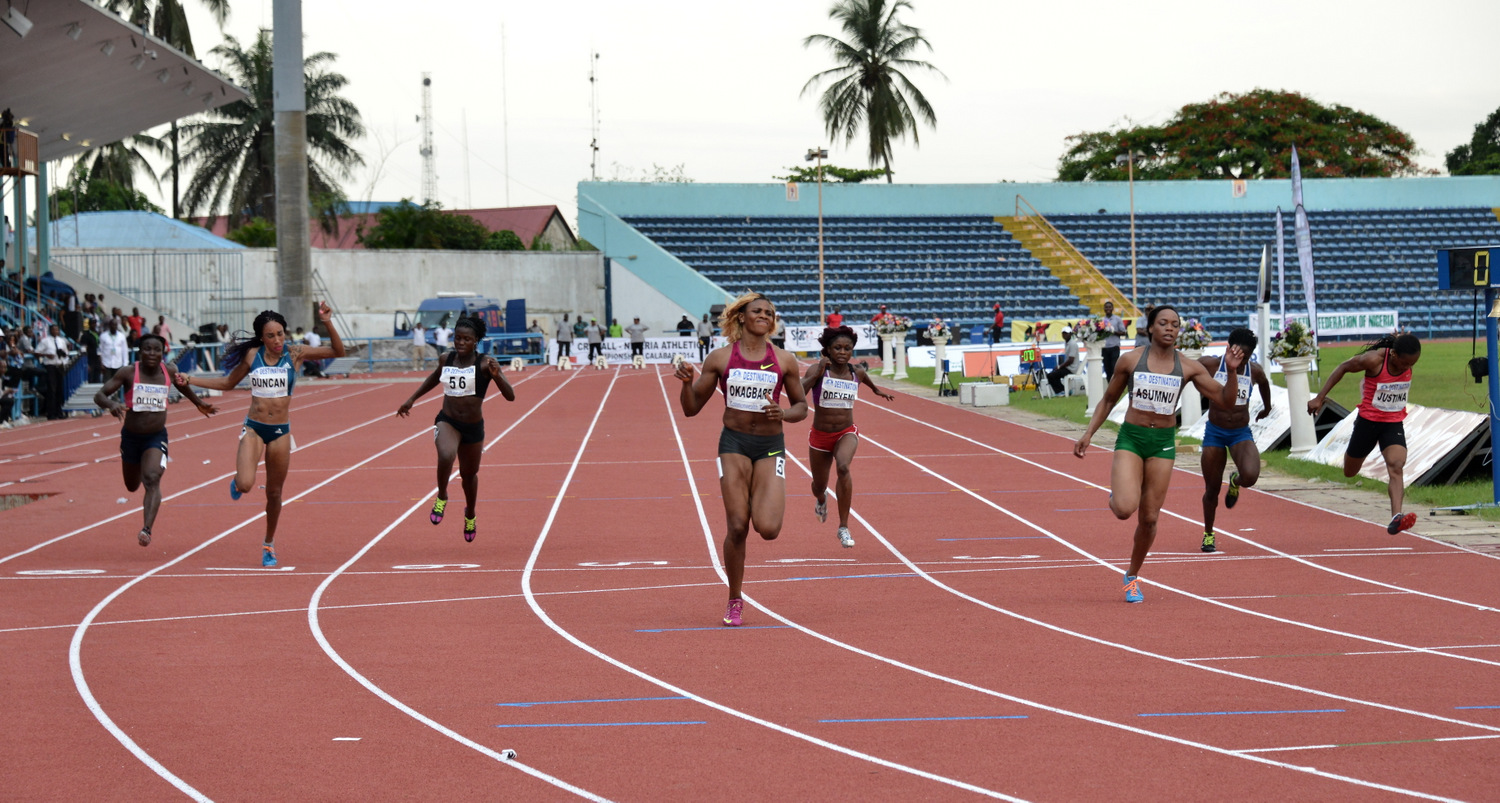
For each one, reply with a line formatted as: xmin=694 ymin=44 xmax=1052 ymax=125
xmin=1101 ymin=300 xmax=1126 ymax=380
xmin=1134 ymin=304 xmax=1155 ymax=348
xmin=155 ymin=315 xmax=173 ymax=353
xmin=63 ymin=292 xmax=81 ymax=341
xmin=0 ymin=332 xmax=23 ymax=426
xmin=410 ymin=321 xmax=428 ymax=370
xmin=625 ymin=317 xmax=649 ymax=358
xmin=35 ymin=324 xmax=72 ymax=420
xmin=585 ymin=318 xmax=607 ymax=361
xmin=126 ymin=307 xmax=146 ymax=343
xmin=826 ymin=307 xmax=844 ymax=328
xmin=216 ymin=323 xmax=230 ymax=343
xmin=433 ymin=321 xmax=452 ymax=358
xmin=1047 ymin=326 xmax=1081 ymax=395
xmin=80 ymin=318 xmax=102 ymax=382
xmin=608 ymin=318 xmax=623 ymax=338
xmin=676 ymin=315 xmax=696 ymax=337
xmin=772 ymin=316 xmax=786 ymax=351
xmin=697 ymin=313 xmax=714 ymax=359
xmin=990 ymin=302 xmax=1006 ymax=345
xmin=527 ymin=319 xmax=543 ymax=355
xmin=572 ymin=314 xmax=588 ymax=345
xmin=100 ymin=318 xmax=129 ymax=382
xmin=870 ymin=305 xmax=887 ymax=323
xmin=302 ymin=326 xmax=326 ymax=377
xmin=555 ymin=313 xmax=575 ymax=359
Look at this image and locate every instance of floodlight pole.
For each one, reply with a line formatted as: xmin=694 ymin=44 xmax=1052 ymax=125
xmin=807 ymin=148 xmax=828 ymax=321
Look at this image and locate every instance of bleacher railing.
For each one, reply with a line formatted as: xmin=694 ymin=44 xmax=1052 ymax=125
xmin=1014 ymin=195 xmax=1138 ymax=319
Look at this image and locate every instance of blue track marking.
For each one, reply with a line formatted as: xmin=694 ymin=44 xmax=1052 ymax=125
xmin=1455 ymin=705 xmax=1500 ymax=709
xmin=634 ymin=625 xmax=790 ymax=632
xmin=1139 ymin=708 xmax=1345 ymax=717
xmin=496 ymin=721 xmax=707 ymax=728
xmin=497 ymin=696 xmax=689 ymax=707
xmin=821 ymin=715 xmax=1029 ymax=723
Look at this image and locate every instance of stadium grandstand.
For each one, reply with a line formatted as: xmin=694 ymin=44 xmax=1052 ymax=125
xmin=578 ymin=176 xmax=1500 ymax=343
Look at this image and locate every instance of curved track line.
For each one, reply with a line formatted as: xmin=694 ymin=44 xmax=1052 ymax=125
xmin=68 ymin=404 xmax=466 ymax=800
xmin=864 ymin=397 xmax=1500 ymax=610
xmin=305 ymin=372 xmax=613 ymax=799
xmin=517 ymin=370 xmax=1025 ymax=800
xmin=650 ymin=371 xmax=1471 ymax=801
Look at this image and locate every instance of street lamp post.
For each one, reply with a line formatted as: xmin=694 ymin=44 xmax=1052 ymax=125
xmin=1114 ymin=151 xmax=1143 ymax=309
xmin=806 ymin=147 xmax=828 ymax=321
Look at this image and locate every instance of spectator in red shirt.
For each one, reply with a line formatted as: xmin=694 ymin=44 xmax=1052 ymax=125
xmin=870 ymin=304 xmax=887 ymax=323
xmin=126 ymin=307 xmax=146 ymax=342
xmin=825 ymin=308 xmax=844 ymax=329
xmin=990 ymin=303 xmax=1005 ymax=345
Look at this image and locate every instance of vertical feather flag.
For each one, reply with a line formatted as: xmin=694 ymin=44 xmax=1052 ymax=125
xmin=1275 ymin=207 xmax=1286 ymax=322
xmin=1291 ymin=146 xmax=1317 ymax=341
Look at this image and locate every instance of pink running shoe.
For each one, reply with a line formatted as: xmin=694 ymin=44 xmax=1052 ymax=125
xmin=722 ymin=598 xmax=743 ymax=627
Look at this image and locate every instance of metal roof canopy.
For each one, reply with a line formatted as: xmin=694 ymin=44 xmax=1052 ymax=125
xmin=0 ymin=0 xmax=249 ymax=163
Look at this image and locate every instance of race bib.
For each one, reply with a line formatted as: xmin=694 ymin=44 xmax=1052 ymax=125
xmin=1214 ymin=368 xmax=1251 ymax=407
xmin=131 ymin=382 xmax=169 ymax=412
xmin=442 ymin=365 xmax=476 ymax=397
xmin=249 ymin=365 xmax=290 ymax=398
xmin=1372 ymin=380 xmax=1410 ymax=413
xmin=725 ymin=368 xmax=777 ymax=413
xmin=818 ymin=376 xmax=858 ymax=409
xmin=1131 ymin=372 xmax=1182 ymax=416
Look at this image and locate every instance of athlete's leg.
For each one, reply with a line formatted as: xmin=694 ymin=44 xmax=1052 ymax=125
xmin=747 ymin=454 xmax=787 ymax=542
xmin=139 ymin=447 xmax=166 ymax=533
xmin=121 ymin=458 xmax=142 ymax=493
xmin=1229 ymin=439 xmax=1261 ymax=487
xmin=457 ymin=440 xmax=483 ymax=518
xmin=809 ymin=447 xmax=832 ymax=513
xmin=434 ymin=421 xmax=460 ymax=502
xmin=260 ymin=436 xmax=292 ymax=545
xmin=1110 ymin=449 xmax=1145 ymax=520
xmin=1382 ymin=443 xmax=1408 ymax=517
xmin=832 ymin=434 xmax=858 ymax=528
xmin=1200 ymin=445 xmax=1227 ymax=535
xmin=1126 ymin=457 xmax=1176 ymax=577
xmin=234 ymin=430 xmax=265 ymax=496
xmin=719 ymin=454 xmax=754 ymax=600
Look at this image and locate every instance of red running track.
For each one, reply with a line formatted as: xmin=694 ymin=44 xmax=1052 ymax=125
xmin=2 ymin=366 xmax=1498 ymax=801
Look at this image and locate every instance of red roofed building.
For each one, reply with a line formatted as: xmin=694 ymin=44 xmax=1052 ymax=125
xmin=194 ymin=204 xmax=578 ymax=250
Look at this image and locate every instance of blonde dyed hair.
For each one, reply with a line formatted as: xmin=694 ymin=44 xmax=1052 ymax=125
xmin=719 ymin=291 xmax=774 ymax=343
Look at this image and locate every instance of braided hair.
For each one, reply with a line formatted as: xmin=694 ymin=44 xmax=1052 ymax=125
xmin=220 ymin=310 xmax=289 ymax=373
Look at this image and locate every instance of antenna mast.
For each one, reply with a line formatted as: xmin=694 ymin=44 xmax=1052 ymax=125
xmin=419 ymin=73 xmax=437 ymax=205
xmin=589 ymin=52 xmax=600 ymax=181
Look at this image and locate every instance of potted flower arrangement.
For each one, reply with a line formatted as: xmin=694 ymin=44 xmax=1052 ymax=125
xmin=1176 ymin=318 xmax=1211 ymax=352
xmin=874 ymin=312 xmax=913 ymax=335
xmin=925 ymin=318 xmax=952 ymax=341
xmin=1270 ymin=320 xmax=1316 ymax=361
xmin=1072 ymin=316 xmax=1107 ymax=344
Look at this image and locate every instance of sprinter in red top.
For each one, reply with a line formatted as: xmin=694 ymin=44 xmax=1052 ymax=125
xmin=1308 ymin=333 xmax=1422 ymax=534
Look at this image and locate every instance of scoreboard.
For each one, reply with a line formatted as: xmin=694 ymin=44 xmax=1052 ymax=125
xmin=1437 ymin=246 xmax=1498 ymax=290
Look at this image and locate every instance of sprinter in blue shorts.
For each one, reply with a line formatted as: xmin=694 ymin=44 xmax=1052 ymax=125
xmin=1193 ymin=328 xmax=1272 ymax=553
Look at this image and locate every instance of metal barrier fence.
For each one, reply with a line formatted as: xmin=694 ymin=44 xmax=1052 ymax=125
xmin=50 ymin=250 xmax=252 ymax=334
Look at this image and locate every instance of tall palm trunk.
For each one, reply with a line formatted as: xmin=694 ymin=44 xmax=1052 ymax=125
xmin=171 ymin=121 xmax=180 ymax=218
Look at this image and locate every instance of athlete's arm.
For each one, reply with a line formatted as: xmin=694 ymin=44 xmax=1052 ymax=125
xmin=487 ymin=357 xmax=516 ymax=402
xmin=95 ymin=365 xmax=132 ymax=418
xmin=1205 ymin=346 xmax=1243 ymax=409
xmin=1252 ymin=362 xmax=1273 ymax=420
xmin=1075 ymin=350 xmax=1135 ymax=457
xmin=677 ymin=348 xmax=724 ymax=417
xmin=1309 ymin=350 xmax=1377 ymax=415
xmin=397 ymin=368 xmax=443 ymax=417
xmin=777 ymin=349 xmax=808 ymax=423
xmin=298 ymin=302 xmax=346 ymax=362
xmin=179 ymin=356 xmax=252 ymax=392
xmin=800 ymin=358 xmax=827 ymax=393
xmin=166 ymin=365 xmax=218 ymax=417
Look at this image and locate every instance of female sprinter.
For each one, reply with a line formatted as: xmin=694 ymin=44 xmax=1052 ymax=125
xmin=1308 ymin=332 xmax=1422 ymax=534
xmin=801 ymin=325 xmax=894 ymax=548
xmin=675 ymin=292 xmax=808 ymax=626
xmin=178 ymin=304 xmax=344 ymax=566
xmin=1195 ymin=327 xmax=1272 ymax=552
xmin=396 ymin=315 xmax=515 ymax=542
xmin=1073 ymin=305 xmax=1245 ymax=603
xmin=95 ymin=333 xmax=217 ymax=546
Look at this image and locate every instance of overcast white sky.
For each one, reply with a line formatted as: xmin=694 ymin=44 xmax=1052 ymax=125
xmin=154 ymin=0 xmax=1500 ymax=227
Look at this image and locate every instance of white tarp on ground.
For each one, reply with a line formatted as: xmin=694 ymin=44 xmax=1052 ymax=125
xmin=1181 ymin=385 xmax=1291 ymax=453
xmin=1297 ymin=403 xmax=1488 ymax=485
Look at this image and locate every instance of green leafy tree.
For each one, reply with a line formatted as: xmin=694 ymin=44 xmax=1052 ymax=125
xmin=774 ymin=164 xmax=888 ymax=183
xmin=179 ymin=30 xmax=365 ymax=232
xmin=1446 ymin=106 xmax=1500 ymax=175
xmin=65 ymin=133 xmax=167 ymax=214
xmin=56 ymin=176 xmax=163 ymax=217
xmin=359 ymin=201 xmax=507 ymax=251
xmin=1057 ymin=89 xmax=1423 ymax=181
xmin=802 ymin=0 xmax=943 ymax=183
xmin=225 ymin=217 xmax=277 ymax=247
xmin=104 ymin=0 xmax=231 ymax=217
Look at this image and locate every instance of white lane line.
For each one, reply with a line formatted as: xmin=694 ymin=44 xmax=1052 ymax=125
xmin=306 ymin=370 xmax=613 ymax=800
xmin=861 ymin=398 xmax=1500 ymax=613
xmin=518 ymin=369 xmax=1024 ymax=800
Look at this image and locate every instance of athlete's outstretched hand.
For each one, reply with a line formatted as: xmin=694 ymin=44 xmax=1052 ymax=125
xmin=1073 ymin=432 xmax=1092 ymax=458
xmin=1256 ymin=404 xmax=1272 ymax=421
xmin=1307 ymin=395 xmax=1325 ymax=416
xmin=396 ymin=400 xmax=414 ymax=418
xmin=674 ymin=361 xmax=696 ymax=384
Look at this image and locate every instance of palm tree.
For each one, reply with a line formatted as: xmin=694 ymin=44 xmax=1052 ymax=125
xmin=103 ymin=0 xmax=231 ymax=217
xmin=802 ymin=0 xmax=943 ymax=183
xmin=68 ymin=133 xmax=167 ymax=193
xmin=179 ymin=30 xmax=365 ymax=232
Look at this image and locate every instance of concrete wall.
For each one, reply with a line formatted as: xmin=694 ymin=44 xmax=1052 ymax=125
xmin=579 ymin=176 xmax=1500 ymax=218
xmin=578 ymin=189 xmax=733 ymax=322
xmin=608 ymin=260 xmax=697 ymax=337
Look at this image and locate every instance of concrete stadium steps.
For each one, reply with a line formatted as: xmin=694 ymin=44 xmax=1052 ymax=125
xmin=994 ymin=215 xmax=1136 ymax=317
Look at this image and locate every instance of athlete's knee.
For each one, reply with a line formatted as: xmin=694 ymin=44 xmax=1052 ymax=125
xmin=835 ymin=461 xmax=852 ymax=478
xmin=1386 ymin=459 xmax=1405 ymax=477
xmin=264 ymin=485 xmax=284 ymax=504
xmin=756 ymin=523 xmax=782 ymax=541
xmin=1239 ymin=467 xmax=1260 ymax=487
xmin=1110 ymin=497 xmax=1134 ymax=520
xmin=724 ymin=517 xmax=750 ymax=540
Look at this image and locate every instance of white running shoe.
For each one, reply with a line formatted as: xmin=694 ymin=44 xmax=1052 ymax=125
xmin=837 ymin=527 xmax=854 ymax=548
xmin=814 ymin=499 xmax=827 ymax=523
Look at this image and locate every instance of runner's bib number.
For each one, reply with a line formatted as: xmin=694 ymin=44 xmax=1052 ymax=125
xmin=442 ymin=366 xmax=476 ymax=397
xmin=818 ymin=376 xmax=858 ymax=409
xmin=131 ymin=382 xmax=169 ymax=412
xmin=1131 ymin=372 xmax=1182 ymax=416
xmin=1372 ymin=380 xmax=1410 ymax=413
xmin=1214 ymin=368 xmax=1251 ymax=407
xmin=725 ymin=368 xmax=777 ymax=412
xmin=249 ymin=366 xmax=290 ymax=398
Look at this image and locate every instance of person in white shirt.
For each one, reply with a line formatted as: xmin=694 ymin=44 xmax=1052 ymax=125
xmin=434 ymin=323 xmax=452 ymax=357
xmin=624 ymin=317 xmax=650 ymax=359
xmin=302 ymin=327 xmax=325 ymax=376
xmin=34 ymin=324 xmax=71 ymax=420
xmin=411 ymin=322 xmax=428 ymax=371
xmin=100 ymin=319 xmax=130 ymax=375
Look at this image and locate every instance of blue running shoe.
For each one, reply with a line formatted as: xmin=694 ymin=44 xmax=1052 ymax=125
xmin=1123 ymin=574 xmax=1143 ymax=603
xmin=262 ymin=544 xmax=277 ymax=568
xmin=229 ymin=476 xmax=243 ymax=501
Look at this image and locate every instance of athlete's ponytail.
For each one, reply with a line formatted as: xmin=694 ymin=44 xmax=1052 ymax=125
xmin=1361 ymin=332 xmax=1421 ymax=356
xmin=221 ymin=310 xmax=288 ymax=373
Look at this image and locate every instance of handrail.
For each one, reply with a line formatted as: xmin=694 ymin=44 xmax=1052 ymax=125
xmin=1013 ymin=195 xmax=1139 ymax=318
